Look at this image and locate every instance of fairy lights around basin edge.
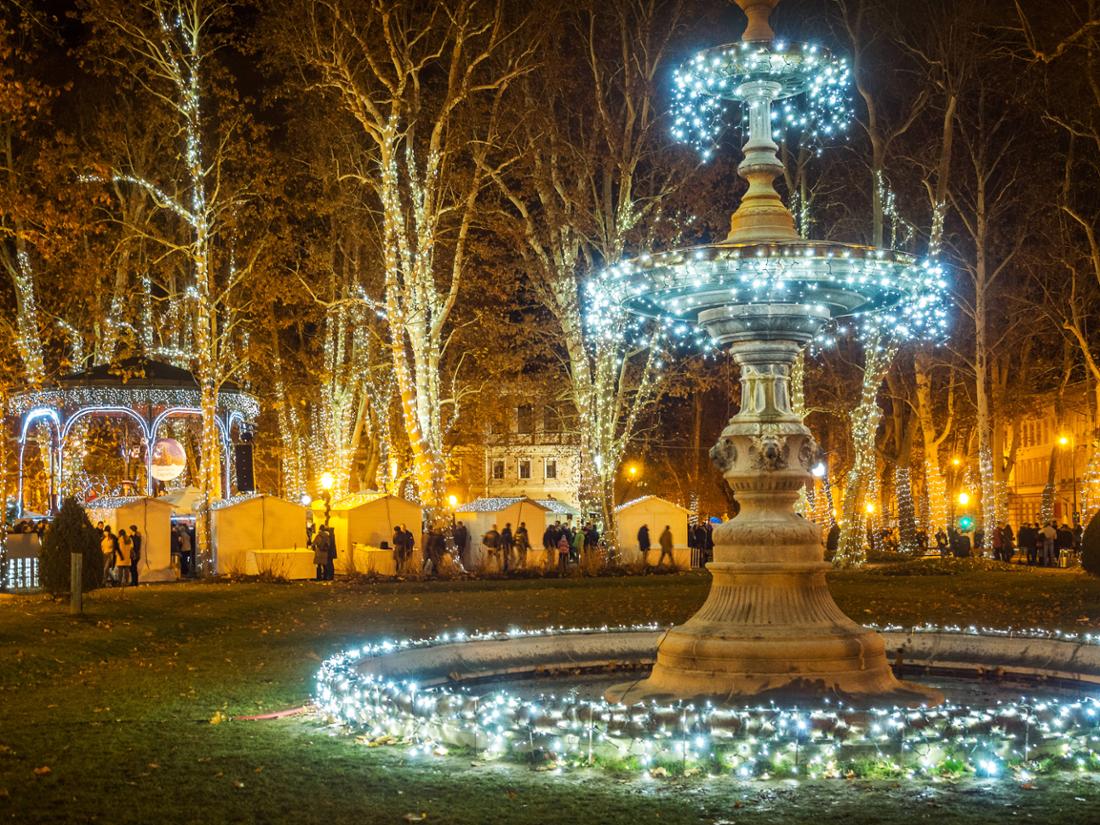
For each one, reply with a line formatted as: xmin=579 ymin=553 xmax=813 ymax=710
xmin=315 ymin=623 xmax=1100 ymax=781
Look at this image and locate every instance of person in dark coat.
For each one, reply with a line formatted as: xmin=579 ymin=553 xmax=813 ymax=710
xmin=453 ymin=521 xmax=469 ymax=567
xmin=500 ymin=523 xmax=514 ymax=572
xmin=656 ymin=525 xmax=674 ymax=568
xmin=637 ymin=524 xmax=651 ymax=562
xmin=1002 ymin=523 xmax=1015 ymax=562
xmin=324 ymin=526 xmax=337 ymax=580
xmin=825 ymin=523 xmax=841 ymax=556
xmin=129 ymin=524 xmax=143 ymax=586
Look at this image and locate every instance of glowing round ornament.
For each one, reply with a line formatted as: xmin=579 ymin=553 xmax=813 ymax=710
xmin=150 ymin=438 xmax=187 ymax=482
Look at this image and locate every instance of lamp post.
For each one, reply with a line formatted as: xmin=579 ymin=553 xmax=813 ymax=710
xmin=448 ymin=494 xmax=458 ymax=528
xmin=1059 ymin=435 xmax=1077 ymax=523
xmin=319 ymin=471 xmax=334 ymax=528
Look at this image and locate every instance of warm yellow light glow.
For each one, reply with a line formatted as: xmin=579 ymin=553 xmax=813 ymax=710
xmin=951 ymin=457 xmax=961 ymax=467
xmin=957 ymin=491 xmax=970 ymax=506
xmin=1059 ymin=435 xmax=1070 ymax=446
xmin=864 ymin=502 xmax=875 ymax=514
xmin=320 ymin=471 xmax=335 ymax=492
xmin=626 ymin=462 xmax=640 ymax=478
xmin=448 ymin=494 xmax=458 ymax=509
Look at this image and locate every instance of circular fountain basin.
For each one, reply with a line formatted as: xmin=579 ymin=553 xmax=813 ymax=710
xmin=315 ymin=626 xmax=1100 ymax=780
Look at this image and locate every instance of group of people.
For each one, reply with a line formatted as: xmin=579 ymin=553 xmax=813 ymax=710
xmin=311 ymin=525 xmax=337 ymax=580
xmin=95 ymin=521 xmax=143 ymax=586
xmin=390 ymin=524 xmax=418 ymax=573
xmin=637 ymin=523 xmax=676 ymax=567
xmin=930 ymin=519 xmax=1082 ymax=566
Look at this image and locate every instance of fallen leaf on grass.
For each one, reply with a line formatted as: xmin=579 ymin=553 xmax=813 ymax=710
xmin=33 ymin=766 xmax=50 ymax=777
xmin=232 ymin=780 xmax=245 ymax=789
xmin=209 ymin=710 xmax=228 ymax=725
xmin=402 ymin=814 xmax=427 ymax=822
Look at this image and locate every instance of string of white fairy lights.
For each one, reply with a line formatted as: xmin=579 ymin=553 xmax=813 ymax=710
xmin=671 ymin=41 xmax=851 ymax=160
xmin=316 ymin=623 xmax=1100 ymax=781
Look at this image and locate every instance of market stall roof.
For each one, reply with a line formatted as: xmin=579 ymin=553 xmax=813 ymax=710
xmin=614 ymin=494 xmax=691 ymax=514
xmin=7 ymin=357 xmax=259 ymax=419
xmin=456 ymin=496 xmax=551 ymax=513
xmin=535 ymin=497 xmax=581 ymax=515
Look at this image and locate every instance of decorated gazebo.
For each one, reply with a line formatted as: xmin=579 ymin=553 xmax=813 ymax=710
xmin=8 ymin=358 xmax=259 ymax=515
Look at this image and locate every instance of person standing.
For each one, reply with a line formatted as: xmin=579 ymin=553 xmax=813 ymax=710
xmin=500 ymin=523 xmax=514 ymax=573
xmin=453 ymin=521 xmax=469 ymax=568
xmin=312 ymin=530 xmax=327 ymax=581
xmin=514 ymin=522 xmax=530 ymax=569
xmin=128 ymin=524 xmax=143 ymax=586
xmin=483 ymin=524 xmax=501 ymax=572
xmin=637 ymin=523 xmax=651 ymax=565
xmin=1041 ymin=521 xmax=1058 ymax=567
xmin=101 ymin=526 xmax=117 ymax=584
xmin=657 ymin=525 xmax=674 ymax=568
xmin=1019 ymin=523 xmax=1035 ymax=565
xmin=177 ymin=525 xmax=193 ymax=577
xmin=324 ymin=526 xmax=337 ymax=581
xmin=116 ymin=529 xmax=132 ymax=587
xmin=991 ymin=525 xmax=1004 ymax=562
xmin=556 ymin=533 xmax=571 ymax=573
xmin=1002 ymin=522 xmax=1015 ymax=563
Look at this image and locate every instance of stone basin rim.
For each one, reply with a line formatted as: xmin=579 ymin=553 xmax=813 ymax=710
xmin=341 ymin=627 xmax=1100 ymax=698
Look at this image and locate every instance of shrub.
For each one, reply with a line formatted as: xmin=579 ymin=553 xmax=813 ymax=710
xmin=1082 ymin=513 xmax=1100 ymax=576
xmin=38 ymin=497 xmax=104 ymax=596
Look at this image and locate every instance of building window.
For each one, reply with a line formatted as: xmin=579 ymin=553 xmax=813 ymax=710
xmin=492 ymin=460 xmax=505 ymax=480
xmin=545 ymin=459 xmax=557 ymax=480
xmin=519 ymin=459 xmax=531 ymax=480
xmin=517 ymin=405 xmax=534 ymax=434
xmin=543 ymin=405 xmax=560 ymax=432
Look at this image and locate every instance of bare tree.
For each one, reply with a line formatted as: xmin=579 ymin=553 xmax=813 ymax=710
xmin=486 ymin=0 xmax=693 ymax=534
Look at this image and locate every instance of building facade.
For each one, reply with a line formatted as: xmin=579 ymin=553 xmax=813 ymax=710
xmin=1006 ymin=386 xmax=1093 ymax=526
xmin=450 ymin=404 xmax=582 ymax=509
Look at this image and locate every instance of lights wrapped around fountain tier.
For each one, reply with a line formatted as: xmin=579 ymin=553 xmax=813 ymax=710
xmin=673 ymin=41 xmax=850 ymax=155
xmin=315 ymin=624 xmax=1100 ymax=781
xmin=597 ymin=240 xmax=947 ymax=345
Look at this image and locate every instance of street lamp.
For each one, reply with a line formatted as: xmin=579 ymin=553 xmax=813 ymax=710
xmin=1059 ymin=435 xmax=1077 ymax=522
xmin=319 ymin=471 xmax=334 ymax=528
xmin=957 ymin=491 xmax=970 ymax=507
xmin=811 ymin=462 xmax=826 ymax=478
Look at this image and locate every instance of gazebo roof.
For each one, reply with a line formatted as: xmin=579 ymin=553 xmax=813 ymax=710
xmin=8 ymin=358 xmax=259 ymax=419
xmin=58 ymin=358 xmax=243 ymax=392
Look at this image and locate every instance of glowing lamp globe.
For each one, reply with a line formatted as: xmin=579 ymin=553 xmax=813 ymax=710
xmin=150 ymin=438 xmax=187 ymax=482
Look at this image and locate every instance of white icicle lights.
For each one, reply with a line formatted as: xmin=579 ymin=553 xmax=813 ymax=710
xmin=316 ymin=623 xmax=1100 ymax=782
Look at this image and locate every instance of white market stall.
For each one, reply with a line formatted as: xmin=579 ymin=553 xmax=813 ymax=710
xmin=86 ymin=496 xmax=176 ymax=582
xmin=212 ymin=494 xmax=311 ymax=578
xmin=615 ymin=495 xmax=693 ymax=567
xmin=454 ymin=497 xmax=551 ymax=571
xmin=312 ymin=491 xmax=423 ymax=576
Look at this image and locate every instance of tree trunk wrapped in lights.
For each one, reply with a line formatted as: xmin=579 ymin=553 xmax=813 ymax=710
xmin=294 ymin=0 xmax=531 ymax=524
xmin=836 ymin=333 xmax=895 ymax=566
xmin=85 ymin=0 xmax=258 ymax=571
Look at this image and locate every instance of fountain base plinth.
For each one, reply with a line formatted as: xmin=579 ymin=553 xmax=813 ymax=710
xmin=606 ymin=561 xmax=943 ymax=707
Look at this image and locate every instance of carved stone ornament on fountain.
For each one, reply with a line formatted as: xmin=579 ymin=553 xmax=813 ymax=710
xmin=606 ymin=0 xmax=942 ymax=707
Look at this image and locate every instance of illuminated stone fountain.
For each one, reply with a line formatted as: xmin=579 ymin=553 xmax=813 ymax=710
xmin=604 ymin=0 xmax=944 ymax=705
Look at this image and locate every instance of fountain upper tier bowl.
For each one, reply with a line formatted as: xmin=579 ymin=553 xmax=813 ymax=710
xmin=679 ymin=40 xmax=845 ymax=100
xmin=604 ymin=240 xmax=943 ymax=345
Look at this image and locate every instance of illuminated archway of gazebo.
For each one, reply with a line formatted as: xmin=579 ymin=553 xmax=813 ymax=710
xmin=8 ymin=359 xmax=259 ymax=515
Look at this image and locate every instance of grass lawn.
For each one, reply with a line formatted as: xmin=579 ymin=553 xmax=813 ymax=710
xmin=3 ymin=567 xmax=1100 ymax=824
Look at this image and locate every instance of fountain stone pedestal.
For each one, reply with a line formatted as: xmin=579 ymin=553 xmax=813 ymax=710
xmin=609 ymin=305 xmax=939 ymax=705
